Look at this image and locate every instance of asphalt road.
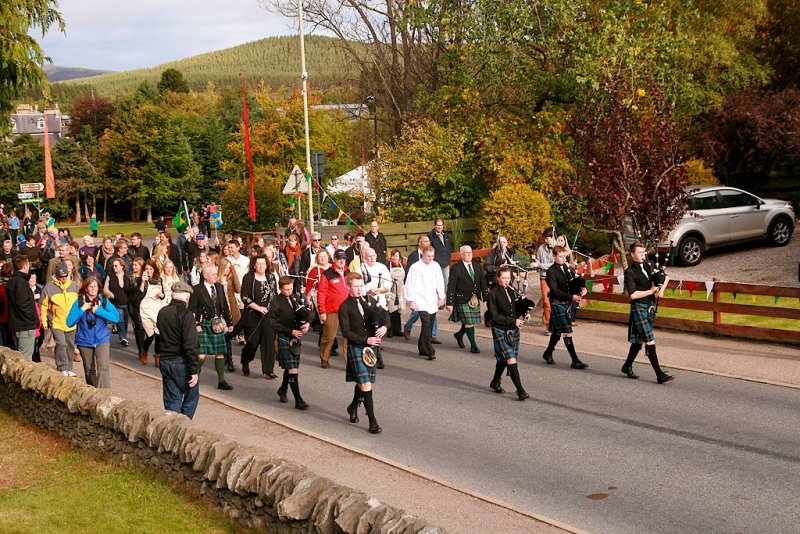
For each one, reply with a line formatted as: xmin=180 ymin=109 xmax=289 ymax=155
xmin=109 ymin=331 xmax=800 ymax=534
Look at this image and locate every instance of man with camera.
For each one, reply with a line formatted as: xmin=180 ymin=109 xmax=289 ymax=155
xmin=622 ymin=242 xmax=674 ymax=384
xmin=535 ymin=227 xmax=556 ymax=333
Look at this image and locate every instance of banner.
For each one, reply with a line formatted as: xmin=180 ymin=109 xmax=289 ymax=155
xmin=43 ymin=110 xmax=55 ymax=199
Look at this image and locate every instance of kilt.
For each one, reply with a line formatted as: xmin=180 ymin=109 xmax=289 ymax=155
xmin=276 ymin=333 xmax=300 ymax=369
xmin=628 ymin=302 xmax=654 ymax=343
xmin=449 ymin=302 xmax=482 ymax=325
xmin=549 ymin=301 xmax=573 ymax=334
xmin=345 ymin=345 xmax=376 ymax=384
xmin=198 ymin=318 xmax=228 ymax=355
xmin=491 ymin=327 xmax=520 ymax=362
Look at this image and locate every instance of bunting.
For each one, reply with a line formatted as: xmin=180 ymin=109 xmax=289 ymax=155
xmin=705 ymin=281 xmax=715 ymax=300
xmin=775 ymin=296 xmax=780 ymax=304
xmin=586 ymin=280 xmax=594 ymax=296
xmin=601 ymin=278 xmax=610 ymax=292
xmin=686 ymin=281 xmax=696 ymax=297
xmin=604 ymin=262 xmax=613 ymax=274
xmin=616 ymin=275 xmax=625 ymax=291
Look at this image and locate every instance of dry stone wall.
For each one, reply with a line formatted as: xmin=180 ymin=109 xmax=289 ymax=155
xmin=0 ymin=347 xmax=444 ymax=533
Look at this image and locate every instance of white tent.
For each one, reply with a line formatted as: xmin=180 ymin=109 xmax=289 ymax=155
xmin=328 ymin=163 xmax=372 ymax=196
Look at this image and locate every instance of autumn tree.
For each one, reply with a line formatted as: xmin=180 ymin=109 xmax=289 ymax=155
xmin=0 ymin=135 xmax=43 ymax=207
xmin=67 ymin=94 xmax=116 ymax=137
xmin=52 ymin=138 xmax=96 ymax=223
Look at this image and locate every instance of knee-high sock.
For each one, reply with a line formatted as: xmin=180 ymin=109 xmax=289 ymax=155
xmin=465 ymin=327 xmax=477 ymax=349
xmin=563 ymin=337 xmax=580 ymax=363
xmin=198 ymin=356 xmax=206 ymax=371
xmin=214 ymin=357 xmax=226 ymax=383
xmin=288 ymin=374 xmax=302 ymax=401
xmin=624 ymin=343 xmax=642 ymax=368
xmin=362 ymin=390 xmax=377 ymax=424
xmin=349 ymin=384 xmax=361 ymax=408
xmin=507 ymin=363 xmax=525 ymax=393
xmin=455 ymin=324 xmax=466 ymax=338
xmin=279 ymin=369 xmax=290 ymax=391
xmin=492 ymin=360 xmax=507 ymax=385
xmin=545 ymin=333 xmax=560 ymax=354
xmin=645 ymin=344 xmax=665 ymax=375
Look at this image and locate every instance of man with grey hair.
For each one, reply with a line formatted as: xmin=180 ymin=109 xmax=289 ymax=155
xmin=446 ymin=245 xmax=487 ymax=353
xmin=360 ymin=247 xmax=391 ymax=368
xmin=156 ymin=281 xmax=201 ymax=418
xmin=299 ymin=231 xmax=323 ymax=274
xmin=189 ymin=264 xmax=234 ymax=390
xmin=403 ymin=235 xmax=440 ymax=343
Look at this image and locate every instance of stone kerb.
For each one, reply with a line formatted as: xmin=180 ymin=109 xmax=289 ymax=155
xmin=0 ymin=347 xmax=444 ymax=533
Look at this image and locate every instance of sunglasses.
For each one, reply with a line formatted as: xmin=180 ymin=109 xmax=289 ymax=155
xmin=311 ymin=239 xmax=321 ymax=242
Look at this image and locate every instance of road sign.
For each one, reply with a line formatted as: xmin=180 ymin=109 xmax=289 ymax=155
xmin=282 ymin=165 xmax=311 ymax=194
xmin=21 ymin=198 xmax=43 ymax=204
xmin=20 ymin=182 xmax=44 ymax=193
xmin=17 ymin=192 xmax=35 ymax=199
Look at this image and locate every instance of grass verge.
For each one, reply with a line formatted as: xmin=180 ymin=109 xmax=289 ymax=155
xmin=62 ymin=222 xmax=161 ymax=239
xmin=0 ymin=403 xmax=239 ymax=533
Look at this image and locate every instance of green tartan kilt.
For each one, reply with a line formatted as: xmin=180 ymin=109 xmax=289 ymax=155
xmin=198 ymin=318 xmax=228 ymax=356
xmin=448 ymin=302 xmax=482 ymax=325
xmin=276 ymin=333 xmax=300 ymax=369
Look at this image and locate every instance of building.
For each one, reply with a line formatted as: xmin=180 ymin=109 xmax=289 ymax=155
xmin=9 ymin=104 xmax=67 ymax=146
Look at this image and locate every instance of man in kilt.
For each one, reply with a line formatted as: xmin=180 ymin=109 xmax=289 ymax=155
xmin=622 ymin=242 xmax=674 ymax=383
xmin=189 ymin=264 xmax=234 ymax=390
xmin=541 ymin=246 xmax=589 ymax=369
xmin=446 ymin=245 xmax=487 ymax=353
xmin=269 ymin=276 xmax=311 ymax=409
xmin=486 ymin=266 xmax=530 ymax=400
xmin=339 ymin=272 xmax=389 ymax=434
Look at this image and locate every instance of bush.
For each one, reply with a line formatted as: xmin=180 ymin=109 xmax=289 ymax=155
xmin=476 ymin=184 xmax=551 ymax=250
xmin=685 ymin=159 xmax=719 ymax=185
xmin=219 ymin=178 xmax=285 ymax=232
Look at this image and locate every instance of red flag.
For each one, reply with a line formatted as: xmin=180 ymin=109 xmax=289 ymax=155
xmin=241 ymin=77 xmax=256 ymax=222
xmin=602 ymin=278 xmax=610 ymax=292
xmin=686 ymin=281 xmax=696 ymax=297
xmin=43 ymin=109 xmax=55 ymax=199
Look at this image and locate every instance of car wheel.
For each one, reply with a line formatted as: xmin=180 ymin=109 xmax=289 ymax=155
xmin=677 ymin=236 xmax=703 ymax=266
xmin=767 ymin=218 xmax=793 ymax=246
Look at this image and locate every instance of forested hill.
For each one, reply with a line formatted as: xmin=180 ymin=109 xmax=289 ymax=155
xmin=56 ymin=35 xmax=356 ymax=97
xmin=43 ymin=65 xmax=115 ymax=82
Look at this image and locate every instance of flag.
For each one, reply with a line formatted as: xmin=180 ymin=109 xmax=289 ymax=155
xmin=686 ymin=281 xmax=696 ymax=298
xmin=705 ymin=281 xmax=715 ymax=300
xmin=173 ymin=210 xmax=188 ymax=232
xmin=587 ymin=281 xmax=594 ymax=296
xmin=46 ymin=217 xmax=55 ymax=231
xmin=43 ymin=109 xmax=55 ymax=199
xmin=241 ymin=76 xmax=256 ymax=222
xmin=211 ymin=211 xmax=223 ymax=227
xmin=604 ymin=262 xmax=613 ymax=274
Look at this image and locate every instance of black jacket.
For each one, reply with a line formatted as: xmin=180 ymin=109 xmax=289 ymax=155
xmin=182 ymin=240 xmax=218 ymax=273
xmin=484 ymin=246 xmax=515 ymax=283
xmin=268 ymin=294 xmax=297 ymax=335
xmin=446 ymin=260 xmax=487 ymax=306
xmin=545 ymin=263 xmax=575 ymax=304
xmin=189 ymin=281 xmax=232 ymax=325
xmin=364 ymin=232 xmax=388 ymax=263
xmin=6 ymin=270 xmax=39 ymax=331
xmin=338 ymin=295 xmax=387 ymax=347
xmin=487 ymin=285 xmax=517 ymax=330
xmin=130 ymin=244 xmax=150 ymax=260
xmin=299 ymin=245 xmax=322 ymax=275
xmin=155 ymin=300 xmax=199 ymax=374
xmin=427 ymin=229 xmax=452 ymax=268
xmin=625 ymin=261 xmax=655 ymax=305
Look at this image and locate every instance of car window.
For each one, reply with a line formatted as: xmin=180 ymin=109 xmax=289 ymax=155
xmin=690 ymin=192 xmax=720 ymax=211
xmin=719 ymin=190 xmax=759 ymax=208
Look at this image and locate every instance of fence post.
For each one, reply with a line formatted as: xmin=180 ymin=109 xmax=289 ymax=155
xmin=712 ymin=277 xmax=720 ymax=336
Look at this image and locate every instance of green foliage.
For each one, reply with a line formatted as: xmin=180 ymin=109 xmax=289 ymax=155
xmin=371 ymin=119 xmax=488 ymax=221
xmin=476 ymin=183 xmax=551 ymax=250
xmin=157 ymin=68 xmax=190 ymax=95
xmin=0 ymin=0 xmax=64 ymax=123
xmin=219 ymin=178 xmax=284 ymax=232
xmin=0 ymin=134 xmax=44 ymax=208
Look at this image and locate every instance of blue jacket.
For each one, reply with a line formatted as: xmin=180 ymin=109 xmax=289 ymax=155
xmin=66 ymin=296 xmax=119 ymax=347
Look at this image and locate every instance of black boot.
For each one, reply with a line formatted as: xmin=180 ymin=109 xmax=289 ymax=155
xmin=362 ymin=390 xmax=381 ymax=434
xmin=621 ymin=343 xmax=641 ymax=379
xmin=454 ymin=325 xmax=465 ymax=349
xmin=490 ymin=361 xmax=506 ymax=393
xmin=507 ymin=363 xmax=529 ymax=400
xmin=542 ymin=334 xmax=559 ymax=364
xmin=289 ymin=375 xmax=309 ymax=409
xmin=277 ymin=370 xmax=289 ymax=403
xmin=646 ymin=344 xmax=674 ymax=383
xmin=390 ymin=310 xmax=403 ymax=337
xmin=564 ymin=337 xmax=587 ymax=369
xmin=346 ymin=384 xmax=361 ymax=423
xmin=224 ymin=351 xmax=235 ymax=373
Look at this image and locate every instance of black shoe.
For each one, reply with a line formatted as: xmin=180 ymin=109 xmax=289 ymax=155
xmin=225 ymin=361 xmax=235 ymax=373
xmin=217 ymin=381 xmax=233 ymax=390
xmin=454 ymin=333 xmax=465 ymax=349
xmin=242 ymin=362 xmax=250 ymax=376
xmin=295 ymin=399 xmax=310 ymax=410
xmin=331 ymin=350 xmax=339 ymax=357
xmin=369 ymin=421 xmax=382 ymax=434
xmin=489 ymin=381 xmax=505 ymax=394
xmin=570 ymin=360 xmax=588 ymax=370
xmin=542 ymin=352 xmax=555 ymax=365
xmin=278 ymin=387 xmax=288 ymax=403
xmin=657 ymin=373 xmax=675 ymax=384
xmin=347 ymin=403 xmax=359 ymax=423
xmin=621 ymin=365 xmax=639 ymax=379
xmin=517 ymin=390 xmax=530 ymax=401
xmin=377 ymin=361 xmax=385 ymax=369
xmin=470 ymin=346 xmax=480 ymax=354
xmin=427 ymin=354 xmax=436 ymax=360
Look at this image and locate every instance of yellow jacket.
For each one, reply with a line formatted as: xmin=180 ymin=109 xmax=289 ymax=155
xmin=41 ymin=279 xmax=81 ymax=331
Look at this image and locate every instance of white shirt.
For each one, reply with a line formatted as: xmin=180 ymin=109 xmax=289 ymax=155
xmin=227 ymin=253 xmax=250 ymax=285
xmin=361 ymin=261 xmax=392 ymax=309
xmin=404 ymin=260 xmax=445 ymax=314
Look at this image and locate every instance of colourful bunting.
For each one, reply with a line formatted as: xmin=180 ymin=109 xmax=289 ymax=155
xmin=775 ymin=296 xmax=780 ymax=304
xmin=751 ymin=295 xmax=756 ymax=303
xmin=686 ymin=281 xmax=696 ymax=297
xmin=587 ymin=281 xmax=594 ymax=296
xmin=601 ymin=278 xmax=610 ymax=292
xmin=705 ymin=281 xmax=714 ymax=300
xmin=732 ymin=292 xmax=737 ymax=300
xmin=604 ymin=262 xmax=613 ymax=274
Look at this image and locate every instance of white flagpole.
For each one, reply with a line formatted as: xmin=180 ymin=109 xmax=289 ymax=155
xmin=298 ymin=0 xmax=314 ymax=233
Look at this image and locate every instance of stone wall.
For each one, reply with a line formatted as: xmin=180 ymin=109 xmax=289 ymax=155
xmin=0 ymin=348 xmax=443 ymax=533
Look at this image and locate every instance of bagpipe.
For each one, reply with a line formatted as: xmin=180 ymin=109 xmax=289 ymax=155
xmin=629 ymin=211 xmax=673 ymax=321
xmin=284 ymin=274 xmax=318 ymax=355
xmin=361 ymin=295 xmax=389 ymax=367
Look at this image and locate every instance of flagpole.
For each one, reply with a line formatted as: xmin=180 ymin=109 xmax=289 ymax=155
xmin=298 ymin=0 xmax=314 ymax=234
xmin=183 ymin=200 xmax=192 ymax=232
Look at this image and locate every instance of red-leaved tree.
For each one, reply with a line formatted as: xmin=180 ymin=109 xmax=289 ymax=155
xmin=569 ymin=73 xmax=689 ymax=266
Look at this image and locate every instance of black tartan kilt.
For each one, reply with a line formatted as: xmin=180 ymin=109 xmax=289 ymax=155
xmin=198 ymin=318 xmax=228 ymax=355
xmin=628 ymin=303 xmax=654 ymax=343
xmin=276 ymin=333 xmax=300 ymax=369
xmin=345 ymin=345 xmax=376 ymax=384
xmin=549 ymin=301 xmax=573 ymax=334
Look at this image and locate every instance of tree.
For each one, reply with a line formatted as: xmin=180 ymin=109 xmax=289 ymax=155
xmin=476 ymin=184 xmax=551 ymax=251
xmin=67 ymin=94 xmax=116 ymax=137
xmin=570 ymin=73 xmax=689 ymax=266
xmin=52 ymin=138 xmax=96 ymax=223
xmin=0 ymin=135 xmax=43 ymax=208
xmin=157 ymin=68 xmax=190 ymax=95
xmin=0 ymin=0 xmax=64 ymax=123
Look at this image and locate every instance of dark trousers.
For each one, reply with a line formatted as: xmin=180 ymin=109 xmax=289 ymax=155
xmin=241 ymin=311 xmax=276 ymax=375
xmin=418 ymin=311 xmax=435 ymax=356
xmin=128 ymin=303 xmax=145 ymax=352
xmin=159 ymin=358 xmax=199 ymax=419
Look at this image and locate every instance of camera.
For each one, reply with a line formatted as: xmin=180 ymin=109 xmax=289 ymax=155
xmin=522 ymin=240 xmax=537 ymax=253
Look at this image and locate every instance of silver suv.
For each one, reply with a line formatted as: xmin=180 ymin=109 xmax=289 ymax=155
xmin=623 ymin=186 xmax=795 ymax=266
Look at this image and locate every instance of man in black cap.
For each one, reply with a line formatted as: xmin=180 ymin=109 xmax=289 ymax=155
xmin=156 ymin=281 xmax=201 ymax=418
xmin=182 ymin=231 xmax=219 ymax=274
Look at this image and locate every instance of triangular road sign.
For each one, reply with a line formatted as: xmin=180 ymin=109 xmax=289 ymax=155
xmin=283 ymin=165 xmax=311 ymax=194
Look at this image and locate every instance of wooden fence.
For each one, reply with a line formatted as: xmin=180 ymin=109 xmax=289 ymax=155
xmin=578 ymin=276 xmax=800 ymax=345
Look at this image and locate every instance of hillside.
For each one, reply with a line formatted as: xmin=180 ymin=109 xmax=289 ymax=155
xmin=56 ymin=35 xmax=357 ymax=97
xmin=43 ymin=65 xmax=115 ymax=82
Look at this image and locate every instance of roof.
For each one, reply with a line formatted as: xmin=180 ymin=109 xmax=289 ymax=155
xmin=328 ymin=164 xmax=372 ymax=195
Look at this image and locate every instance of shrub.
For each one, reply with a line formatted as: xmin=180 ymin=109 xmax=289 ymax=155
xmin=476 ymin=183 xmax=550 ymax=250
xmin=685 ymin=159 xmax=719 ymax=185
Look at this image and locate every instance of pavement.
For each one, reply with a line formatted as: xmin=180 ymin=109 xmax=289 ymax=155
xmin=35 ymin=308 xmax=800 ymax=534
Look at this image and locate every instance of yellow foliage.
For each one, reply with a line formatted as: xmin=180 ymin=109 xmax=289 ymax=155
xmin=476 ymin=183 xmax=551 ymax=250
xmin=685 ymin=159 xmax=719 ymax=185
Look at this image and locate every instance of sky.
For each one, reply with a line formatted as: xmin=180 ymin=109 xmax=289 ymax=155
xmin=40 ymin=0 xmax=298 ymax=71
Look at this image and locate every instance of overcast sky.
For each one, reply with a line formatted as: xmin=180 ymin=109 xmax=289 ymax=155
xmin=40 ymin=0 xmax=297 ymax=71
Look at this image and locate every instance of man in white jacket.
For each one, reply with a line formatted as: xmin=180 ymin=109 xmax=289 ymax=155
xmin=404 ymin=246 xmax=445 ymax=360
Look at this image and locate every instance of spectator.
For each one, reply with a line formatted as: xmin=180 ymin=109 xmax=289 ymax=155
xmin=79 ymin=253 xmax=106 ymax=284
xmin=427 ymin=218 xmax=453 ymax=288
xmin=317 ymin=249 xmax=350 ymax=368
xmin=103 ymin=258 xmax=130 ymax=347
xmin=89 ymin=213 xmax=98 ymax=237
xmin=129 ymin=232 xmax=150 ymax=260
xmin=78 ymin=236 xmax=97 ymax=260
xmin=40 ymin=262 xmax=81 ymax=376
xmin=364 ymin=220 xmax=388 ymax=264
xmin=6 ymin=256 xmax=39 ymax=358
xmin=7 ymin=211 xmax=20 ymax=249
xmin=386 ymin=250 xmax=406 ymax=337
xmin=138 ymin=259 xmax=167 ymax=366
xmin=66 ymin=277 xmax=119 ymax=388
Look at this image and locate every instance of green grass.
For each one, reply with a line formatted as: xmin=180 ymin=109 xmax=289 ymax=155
xmin=62 ymin=222 xmax=162 ymax=239
xmin=582 ymin=290 xmax=800 ymax=331
xmin=0 ymin=405 xmax=238 ymax=533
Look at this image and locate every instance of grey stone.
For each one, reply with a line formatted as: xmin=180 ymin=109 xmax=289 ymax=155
xmin=65 ymin=383 xmax=93 ymax=413
xmin=203 ymin=439 xmax=237 ymax=481
xmin=333 ymin=491 xmax=372 ymax=533
xmin=277 ymin=477 xmax=330 ymax=522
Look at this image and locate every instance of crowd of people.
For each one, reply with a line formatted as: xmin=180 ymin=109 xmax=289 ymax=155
xmin=0 ymin=211 xmax=673 ymax=431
